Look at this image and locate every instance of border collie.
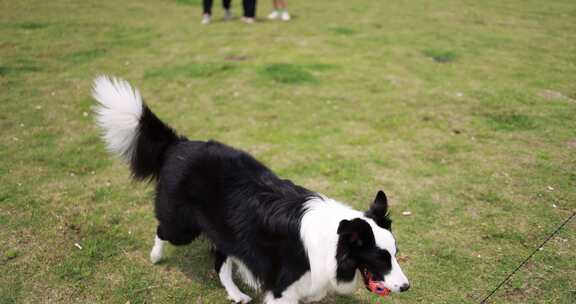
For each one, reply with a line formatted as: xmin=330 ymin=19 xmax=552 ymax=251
xmin=92 ymin=76 xmax=409 ymax=303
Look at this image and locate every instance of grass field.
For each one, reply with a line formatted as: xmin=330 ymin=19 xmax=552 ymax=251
xmin=1 ymin=0 xmax=575 ymax=303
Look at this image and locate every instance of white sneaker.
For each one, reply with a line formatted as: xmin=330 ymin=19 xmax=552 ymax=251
xmin=268 ymin=10 xmax=280 ymax=20
xmin=241 ymin=17 xmax=255 ymax=24
xmin=280 ymin=11 xmax=291 ymax=21
xmin=201 ymin=14 xmax=211 ymax=25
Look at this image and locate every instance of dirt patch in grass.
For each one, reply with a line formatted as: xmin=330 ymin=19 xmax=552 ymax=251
xmin=501 ymin=286 xmax=537 ymax=302
xmin=0 ymin=42 xmax=17 ymax=49
xmin=538 ymin=89 xmax=575 ymax=102
xmin=224 ymin=55 xmax=250 ymax=62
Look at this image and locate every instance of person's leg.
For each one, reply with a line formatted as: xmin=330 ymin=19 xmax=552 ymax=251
xmin=268 ymin=0 xmax=289 ymax=20
xmin=278 ymin=0 xmax=290 ymax=21
xmin=202 ymin=0 xmax=213 ymax=23
xmin=223 ymin=0 xmax=232 ymax=19
xmin=222 ymin=0 xmax=231 ymax=10
xmin=242 ymin=0 xmax=249 ymax=17
xmin=268 ymin=0 xmax=280 ymax=19
xmin=203 ymin=0 xmax=213 ymax=15
xmin=242 ymin=0 xmax=257 ymax=21
xmin=276 ymin=0 xmax=286 ymax=10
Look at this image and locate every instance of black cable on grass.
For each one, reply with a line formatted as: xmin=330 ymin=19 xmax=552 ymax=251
xmin=480 ymin=212 xmax=575 ymax=304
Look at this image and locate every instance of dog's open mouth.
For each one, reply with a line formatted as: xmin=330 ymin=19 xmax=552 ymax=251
xmin=361 ymin=269 xmax=391 ymax=297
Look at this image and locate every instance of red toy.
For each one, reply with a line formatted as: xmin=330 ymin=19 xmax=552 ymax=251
xmin=363 ymin=270 xmax=391 ymax=297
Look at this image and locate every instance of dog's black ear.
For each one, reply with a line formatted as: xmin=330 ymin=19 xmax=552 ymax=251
xmin=337 ymin=218 xmax=375 ymax=249
xmin=365 ymin=190 xmax=392 ymax=230
xmin=336 ymin=218 xmax=376 ymax=282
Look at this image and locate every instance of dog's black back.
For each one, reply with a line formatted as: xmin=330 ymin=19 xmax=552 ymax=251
xmin=151 ymin=136 xmax=316 ymax=295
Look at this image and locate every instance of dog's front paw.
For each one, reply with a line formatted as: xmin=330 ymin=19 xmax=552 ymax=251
xmin=228 ymin=293 xmax=252 ymax=304
xmin=149 ymin=248 xmax=163 ymax=264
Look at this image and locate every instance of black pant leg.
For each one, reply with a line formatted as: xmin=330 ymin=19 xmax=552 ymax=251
xmin=223 ymin=0 xmax=231 ymax=10
xmin=243 ymin=0 xmax=257 ymax=18
xmin=203 ymin=0 xmax=213 ymax=14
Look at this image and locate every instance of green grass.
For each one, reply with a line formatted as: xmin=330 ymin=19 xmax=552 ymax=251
xmin=145 ymin=62 xmax=237 ymax=79
xmin=259 ymin=63 xmax=317 ymax=84
xmin=1 ymin=0 xmax=575 ymax=303
xmin=422 ymin=49 xmax=458 ymax=63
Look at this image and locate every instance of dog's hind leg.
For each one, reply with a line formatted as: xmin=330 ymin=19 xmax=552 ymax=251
xmin=214 ymin=250 xmax=252 ymax=303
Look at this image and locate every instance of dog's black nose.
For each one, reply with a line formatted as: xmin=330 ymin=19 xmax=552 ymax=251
xmin=400 ymin=283 xmax=410 ymax=292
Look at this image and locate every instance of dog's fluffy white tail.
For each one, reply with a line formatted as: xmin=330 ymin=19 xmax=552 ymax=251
xmin=92 ymin=75 xmax=180 ymax=180
xmin=92 ymin=76 xmax=143 ymax=162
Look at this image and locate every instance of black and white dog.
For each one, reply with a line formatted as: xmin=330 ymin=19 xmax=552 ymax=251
xmin=92 ymin=76 xmax=409 ymax=303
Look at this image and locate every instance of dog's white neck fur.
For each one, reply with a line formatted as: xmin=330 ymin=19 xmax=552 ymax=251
xmin=300 ymin=197 xmax=363 ymax=294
